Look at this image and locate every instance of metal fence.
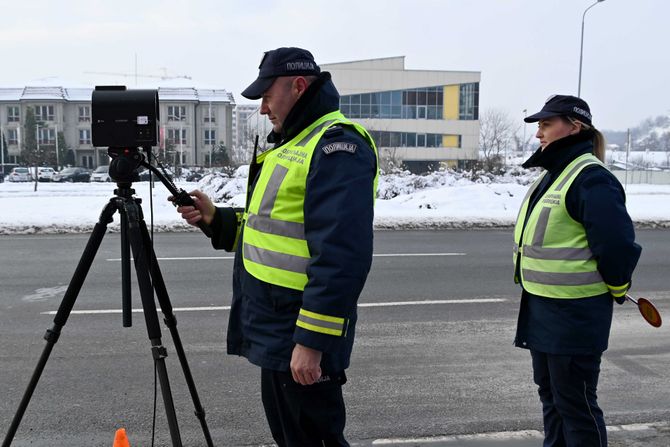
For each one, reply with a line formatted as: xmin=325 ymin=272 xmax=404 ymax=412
xmin=612 ymin=170 xmax=670 ymax=185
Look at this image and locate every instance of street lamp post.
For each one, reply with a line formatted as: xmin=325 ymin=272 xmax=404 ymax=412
xmin=522 ymin=109 xmax=527 ymax=159
xmin=578 ymin=0 xmax=606 ymax=97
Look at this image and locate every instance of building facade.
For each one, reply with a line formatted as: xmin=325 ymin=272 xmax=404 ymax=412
xmin=0 ymin=86 xmax=235 ymax=168
xmin=234 ymin=56 xmax=480 ymax=172
xmin=322 ymin=56 xmax=480 ymax=172
xmin=235 ymin=104 xmax=273 ymax=161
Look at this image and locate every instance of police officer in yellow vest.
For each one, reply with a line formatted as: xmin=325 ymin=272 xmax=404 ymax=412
xmin=175 ymin=47 xmax=378 ymax=446
xmin=514 ymin=95 xmax=641 ymax=447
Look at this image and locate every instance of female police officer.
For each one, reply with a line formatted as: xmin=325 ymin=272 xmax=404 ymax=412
xmin=513 ymin=94 xmax=641 ymax=446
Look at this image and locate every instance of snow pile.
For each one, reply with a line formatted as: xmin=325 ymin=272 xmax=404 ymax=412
xmin=1 ymin=167 xmax=669 ymax=234
xmin=198 ymin=165 xmax=248 ymax=207
xmin=378 ymin=166 xmax=539 ymax=200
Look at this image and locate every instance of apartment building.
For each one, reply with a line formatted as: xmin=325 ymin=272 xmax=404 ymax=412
xmin=0 ymin=86 xmax=235 ymax=167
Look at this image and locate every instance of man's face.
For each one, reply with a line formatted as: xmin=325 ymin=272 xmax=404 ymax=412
xmin=260 ymin=77 xmax=301 ymax=133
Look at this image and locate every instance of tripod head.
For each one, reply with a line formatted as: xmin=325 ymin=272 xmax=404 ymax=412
xmin=108 ymin=147 xmax=144 ymax=184
xmin=106 ymin=146 xmax=213 ymax=237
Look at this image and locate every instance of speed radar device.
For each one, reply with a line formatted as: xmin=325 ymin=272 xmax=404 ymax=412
xmin=91 ymin=85 xmax=158 ymax=148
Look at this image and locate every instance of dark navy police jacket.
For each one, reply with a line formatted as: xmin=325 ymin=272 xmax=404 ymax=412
xmin=514 ymin=132 xmax=642 ymax=355
xmin=207 ymin=73 xmax=377 ymax=373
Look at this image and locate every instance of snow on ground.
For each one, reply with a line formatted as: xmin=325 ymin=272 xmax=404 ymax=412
xmin=1 ymin=169 xmax=669 ymax=234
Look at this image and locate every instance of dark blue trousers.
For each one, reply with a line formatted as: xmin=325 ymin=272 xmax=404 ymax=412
xmin=531 ymin=351 xmax=607 ymax=447
xmin=261 ymin=368 xmax=349 ymax=447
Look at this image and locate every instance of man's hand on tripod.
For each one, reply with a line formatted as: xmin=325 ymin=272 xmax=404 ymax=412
xmin=170 ymin=190 xmax=216 ymax=227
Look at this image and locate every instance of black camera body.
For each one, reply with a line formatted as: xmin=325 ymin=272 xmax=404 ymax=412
xmin=91 ymin=86 xmax=159 ymax=148
xmin=91 ymin=86 xmax=159 ymax=183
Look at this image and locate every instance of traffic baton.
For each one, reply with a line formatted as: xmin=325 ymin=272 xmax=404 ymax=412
xmin=625 ymin=294 xmax=662 ymax=328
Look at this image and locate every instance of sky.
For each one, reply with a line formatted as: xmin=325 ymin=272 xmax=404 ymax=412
xmin=2 ymin=0 xmax=669 ymax=132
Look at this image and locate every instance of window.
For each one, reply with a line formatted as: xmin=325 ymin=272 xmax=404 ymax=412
xmin=339 ymin=86 xmax=445 ymax=120
xmin=204 ymin=107 xmax=216 ymax=123
xmin=459 ymin=83 xmax=480 ymax=120
xmin=78 ymin=106 xmax=91 ymax=122
xmin=204 ymin=129 xmax=216 ymax=145
xmin=167 ymin=106 xmax=186 ymax=121
xmin=35 ymin=105 xmax=55 ymax=121
xmin=368 ymin=131 xmax=447 ymax=148
xmin=167 ymin=128 xmax=187 ymax=145
xmin=38 ymin=128 xmax=55 ymax=144
xmin=7 ymin=106 xmax=20 ymax=122
xmin=7 ymin=128 xmax=18 ymax=145
xmin=79 ymin=129 xmax=91 ymax=145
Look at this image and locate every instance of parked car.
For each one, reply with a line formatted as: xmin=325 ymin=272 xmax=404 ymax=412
xmin=185 ymin=171 xmax=203 ymax=182
xmin=7 ymin=167 xmax=32 ymax=182
xmin=37 ymin=167 xmax=56 ymax=182
xmin=137 ymin=167 xmax=173 ymax=182
xmin=0 ymin=163 xmax=20 ymax=182
xmin=52 ymin=167 xmax=91 ymax=182
xmin=90 ymin=165 xmax=111 ymax=182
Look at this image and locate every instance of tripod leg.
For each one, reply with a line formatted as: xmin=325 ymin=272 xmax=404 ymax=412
xmin=2 ymin=200 xmax=116 ymax=447
xmin=124 ymin=201 xmax=183 ymax=447
xmin=139 ymin=218 xmax=215 ymax=447
xmin=120 ymin=206 xmax=132 ymax=327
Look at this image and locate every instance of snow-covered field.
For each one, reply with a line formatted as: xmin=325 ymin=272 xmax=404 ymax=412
xmin=1 ymin=169 xmax=669 ymax=234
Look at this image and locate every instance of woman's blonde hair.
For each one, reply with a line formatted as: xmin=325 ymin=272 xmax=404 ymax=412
xmin=567 ymin=117 xmax=606 ymax=162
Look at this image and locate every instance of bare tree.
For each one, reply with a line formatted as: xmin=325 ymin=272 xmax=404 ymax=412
xmin=479 ymin=108 xmax=516 ymax=172
xmin=378 ymin=146 xmax=402 ymax=173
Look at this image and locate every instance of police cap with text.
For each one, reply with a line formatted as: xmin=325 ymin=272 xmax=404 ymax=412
xmin=242 ymin=47 xmax=321 ymax=100
xmin=524 ymin=94 xmax=593 ymax=126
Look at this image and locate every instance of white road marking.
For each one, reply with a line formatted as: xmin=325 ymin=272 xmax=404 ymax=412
xmin=22 ymin=285 xmax=69 ymax=302
xmin=41 ymin=298 xmax=503 ymax=315
xmin=369 ymin=422 xmax=669 ymax=444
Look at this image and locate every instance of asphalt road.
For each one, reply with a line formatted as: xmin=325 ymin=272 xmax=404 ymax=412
xmin=0 ymin=229 xmax=668 ymax=446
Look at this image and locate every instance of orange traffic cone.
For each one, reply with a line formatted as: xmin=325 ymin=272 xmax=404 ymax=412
xmin=113 ymin=428 xmax=131 ymax=447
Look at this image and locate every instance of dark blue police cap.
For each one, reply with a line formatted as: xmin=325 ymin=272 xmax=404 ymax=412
xmin=241 ymin=47 xmax=321 ymax=100
xmin=525 ymin=94 xmax=593 ymax=126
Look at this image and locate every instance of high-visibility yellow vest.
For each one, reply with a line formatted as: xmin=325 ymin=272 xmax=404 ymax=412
xmin=242 ymin=110 xmax=378 ymax=291
xmin=513 ymin=153 xmax=609 ymax=298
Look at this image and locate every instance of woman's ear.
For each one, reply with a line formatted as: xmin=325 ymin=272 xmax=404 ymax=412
xmin=570 ymin=121 xmax=582 ymax=135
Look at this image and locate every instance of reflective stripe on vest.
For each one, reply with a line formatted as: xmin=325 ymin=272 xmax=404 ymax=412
xmin=242 ymin=110 xmax=379 ymax=291
xmin=513 ymin=153 xmax=609 ymax=298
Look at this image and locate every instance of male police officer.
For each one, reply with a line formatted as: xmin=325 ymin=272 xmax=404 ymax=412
xmin=175 ymin=47 xmax=378 ymax=446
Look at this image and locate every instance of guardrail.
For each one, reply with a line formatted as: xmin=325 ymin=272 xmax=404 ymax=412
xmin=612 ymin=170 xmax=670 ymax=185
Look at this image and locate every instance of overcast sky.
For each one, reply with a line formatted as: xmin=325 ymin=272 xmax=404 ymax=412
xmin=3 ymin=0 xmax=668 ymax=131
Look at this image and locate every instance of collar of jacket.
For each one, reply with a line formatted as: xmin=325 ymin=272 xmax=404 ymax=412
xmin=266 ymin=71 xmax=340 ymax=147
xmin=522 ymin=130 xmax=595 ymax=173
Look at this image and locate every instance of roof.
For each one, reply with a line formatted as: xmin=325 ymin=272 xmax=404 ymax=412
xmin=0 ymin=86 xmax=235 ymax=104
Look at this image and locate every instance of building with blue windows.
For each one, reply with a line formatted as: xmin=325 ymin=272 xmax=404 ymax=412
xmin=321 ymin=56 xmax=480 ymax=172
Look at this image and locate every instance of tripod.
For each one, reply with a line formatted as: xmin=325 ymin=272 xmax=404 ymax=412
xmin=2 ymin=181 xmax=214 ymax=447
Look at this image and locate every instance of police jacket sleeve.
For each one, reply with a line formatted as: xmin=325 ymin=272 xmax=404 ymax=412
xmin=293 ymin=128 xmax=377 ymax=353
xmin=209 ymin=206 xmax=242 ymax=251
xmin=567 ymin=166 xmax=642 ymax=297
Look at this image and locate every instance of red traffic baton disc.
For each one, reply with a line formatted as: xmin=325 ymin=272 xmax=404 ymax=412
xmin=637 ymin=297 xmax=662 ymax=328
